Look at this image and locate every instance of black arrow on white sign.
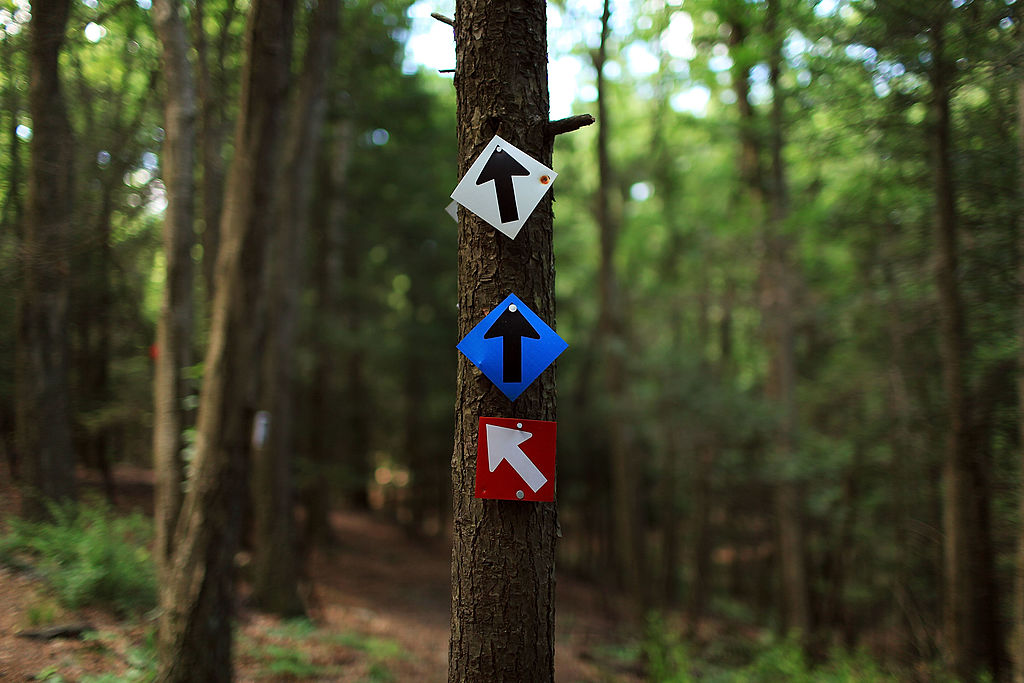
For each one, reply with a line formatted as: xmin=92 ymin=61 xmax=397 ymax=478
xmin=483 ymin=304 xmax=540 ymax=383
xmin=476 ymin=147 xmax=530 ymax=224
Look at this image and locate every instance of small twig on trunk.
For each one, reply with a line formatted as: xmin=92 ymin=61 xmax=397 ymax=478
xmin=431 ymin=12 xmax=454 ymax=27
xmin=547 ymin=114 xmax=596 ymax=138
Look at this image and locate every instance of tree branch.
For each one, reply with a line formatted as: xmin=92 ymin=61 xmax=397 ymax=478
xmin=547 ymin=114 xmax=595 ymax=138
xmin=430 ymin=12 xmax=454 ymax=27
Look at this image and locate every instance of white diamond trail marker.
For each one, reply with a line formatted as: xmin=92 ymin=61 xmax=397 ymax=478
xmin=450 ymin=135 xmax=557 ymax=239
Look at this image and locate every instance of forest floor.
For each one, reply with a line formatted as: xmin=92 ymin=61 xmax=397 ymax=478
xmin=0 ymin=466 xmax=646 ymax=682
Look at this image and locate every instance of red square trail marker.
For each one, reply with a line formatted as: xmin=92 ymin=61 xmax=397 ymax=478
xmin=476 ymin=417 xmax=556 ymax=502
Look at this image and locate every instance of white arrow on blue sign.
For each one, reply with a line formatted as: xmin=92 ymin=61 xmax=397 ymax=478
xmin=457 ymin=293 xmax=567 ymax=401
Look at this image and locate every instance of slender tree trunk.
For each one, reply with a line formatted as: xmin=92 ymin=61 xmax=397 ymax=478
xmin=1 ymin=40 xmax=23 ymax=487
xmin=648 ymin=29 xmax=692 ymax=608
xmin=403 ymin=332 xmax=428 ymax=528
xmin=930 ymin=29 xmax=1000 ymax=680
xmin=1 ymin=38 xmax=23 ymax=236
xmin=592 ymin=0 xmax=641 ymax=600
xmin=74 ymin=203 xmax=115 ymax=501
xmin=726 ymin=0 xmax=809 ymax=634
xmin=726 ymin=11 xmax=763 ymax=208
xmin=303 ymin=118 xmax=354 ymax=549
xmin=0 ymin=41 xmax=19 ymax=481
xmin=932 ymin=40 xmax=972 ymax=678
xmin=156 ymin=0 xmax=295 ymax=678
xmin=341 ymin=235 xmax=371 ymax=509
xmin=250 ymin=0 xmax=338 ymax=616
xmin=764 ymin=0 xmax=809 ymax=634
xmin=17 ymin=0 xmax=76 ymax=519
xmin=151 ymin=0 xmax=197 ymax=586
xmin=449 ymin=0 xmax=560 ymax=678
xmin=881 ymin=261 xmax=938 ymax=659
xmin=686 ymin=443 xmax=714 ymax=622
xmin=1011 ymin=74 xmax=1024 ymax=683
xmin=192 ymin=0 xmax=235 ymax=300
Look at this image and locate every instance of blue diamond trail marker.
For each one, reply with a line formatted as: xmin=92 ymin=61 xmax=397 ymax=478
xmin=457 ymin=293 xmax=567 ymax=401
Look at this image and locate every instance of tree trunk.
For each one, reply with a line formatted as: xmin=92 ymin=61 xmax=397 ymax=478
xmin=1 ymin=39 xmax=24 ymax=484
xmin=591 ymin=0 xmax=641 ymax=600
xmin=17 ymin=0 xmax=76 ymax=519
xmin=151 ymin=0 xmax=197 ymax=578
xmin=302 ymin=118 xmax=354 ymax=550
xmin=448 ymin=0 xmax=559 ymax=679
xmin=881 ymin=260 xmax=938 ymax=660
xmin=1 ymin=37 xmax=23 ymax=236
xmin=156 ymin=0 xmax=295 ymax=678
xmin=250 ymin=0 xmax=338 ymax=616
xmin=72 ymin=200 xmax=115 ymax=502
xmin=725 ymin=0 xmax=809 ymax=634
xmin=764 ymin=0 xmax=809 ymax=634
xmin=192 ymin=0 xmax=237 ymax=300
xmin=1013 ymin=69 xmax=1024 ymax=683
xmin=930 ymin=29 xmax=998 ymax=681
xmin=340 ymin=235 xmax=371 ymax=509
xmin=685 ymin=442 xmax=714 ymax=623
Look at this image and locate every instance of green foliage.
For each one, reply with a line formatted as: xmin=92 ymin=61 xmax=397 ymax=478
xmin=238 ymin=621 xmax=404 ymax=680
xmin=28 ymin=630 xmax=159 ymax=682
xmin=639 ymin=623 xmax=902 ymax=683
xmin=262 ymin=643 xmax=324 ymax=678
xmin=644 ymin=614 xmax=694 ymax=683
xmin=731 ymin=636 xmax=811 ymax=683
xmin=79 ymin=633 xmax=157 ymax=683
xmin=25 ymin=596 xmax=61 ymax=627
xmin=266 ymin=616 xmax=319 ymax=639
xmin=330 ymin=631 xmax=404 ymax=660
xmin=364 ymin=662 xmax=395 ymax=682
xmin=722 ymin=638 xmax=900 ymax=683
xmin=32 ymin=667 xmax=67 ymax=683
xmin=0 ymin=501 xmax=156 ymax=615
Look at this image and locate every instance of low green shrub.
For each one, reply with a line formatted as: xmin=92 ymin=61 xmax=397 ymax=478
xmin=641 ymin=619 xmax=902 ymax=683
xmin=0 ymin=500 xmax=156 ymax=615
xmin=644 ymin=613 xmax=694 ymax=683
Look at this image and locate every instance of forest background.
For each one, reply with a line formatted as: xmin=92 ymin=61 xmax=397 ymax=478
xmin=1 ymin=0 xmax=1023 ymax=680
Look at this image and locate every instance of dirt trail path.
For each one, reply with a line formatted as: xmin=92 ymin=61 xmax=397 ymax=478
xmin=0 ymin=468 xmax=642 ymax=682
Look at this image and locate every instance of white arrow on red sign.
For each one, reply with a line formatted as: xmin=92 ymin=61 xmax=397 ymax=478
xmin=475 ymin=417 xmax=556 ymax=501
xmin=485 ymin=423 xmax=547 ymax=492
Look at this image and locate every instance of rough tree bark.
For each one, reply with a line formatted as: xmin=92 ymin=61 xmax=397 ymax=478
xmin=156 ymin=0 xmax=296 ymax=678
xmin=17 ymin=0 xmax=76 ymax=519
xmin=250 ymin=0 xmax=339 ymax=616
xmin=151 ymin=0 xmax=197 ymax=580
xmin=449 ymin=0 xmax=579 ymax=678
